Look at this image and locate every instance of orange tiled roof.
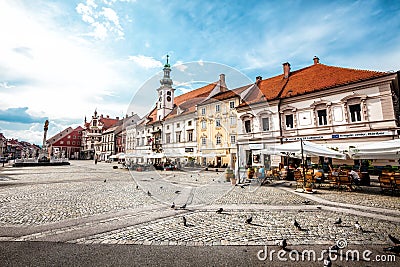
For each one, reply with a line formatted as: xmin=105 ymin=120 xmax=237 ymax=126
xmin=240 ymin=63 xmax=389 ymax=107
xmin=279 ymin=63 xmax=388 ymax=98
xmin=200 ymin=85 xmax=248 ymax=105
xmin=147 ymin=82 xmax=218 ymax=123
xmin=100 ymin=117 xmax=119 ymax=129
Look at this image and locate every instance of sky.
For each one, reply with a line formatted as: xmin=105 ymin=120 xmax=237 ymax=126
xmin=0 ymin=0 xmax=399 ymax=145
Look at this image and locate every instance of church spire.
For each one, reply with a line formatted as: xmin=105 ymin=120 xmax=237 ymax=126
xmin=157 ymin=55 xmax=175 ymax=121
xmin=164 ymin=54 xmax=170 ymax=68
xmin=160 ymin=55 xmax=173 ymax=87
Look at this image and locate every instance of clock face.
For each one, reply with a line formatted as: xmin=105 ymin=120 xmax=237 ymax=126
xmin=167 ymin=96 xmax=171 ymax=102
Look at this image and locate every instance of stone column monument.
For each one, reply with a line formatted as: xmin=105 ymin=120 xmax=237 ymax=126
xmin=39 ymin=120 xmax=50 ymax=162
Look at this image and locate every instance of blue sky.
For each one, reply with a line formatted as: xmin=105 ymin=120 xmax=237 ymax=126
xmin=0 ymin=0 xmax=399 ymax=144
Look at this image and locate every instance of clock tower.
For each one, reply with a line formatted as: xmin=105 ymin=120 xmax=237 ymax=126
xmin=156 ymin=55 xmax=175 ymax=121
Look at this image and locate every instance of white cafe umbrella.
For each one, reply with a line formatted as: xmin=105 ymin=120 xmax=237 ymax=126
xmin=261 ymin=141 xmax=346 ymax=159
xmin=349 ymin=139 xmax=400 ymax=159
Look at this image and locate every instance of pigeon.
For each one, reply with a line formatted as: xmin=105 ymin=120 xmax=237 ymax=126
xmin=355 ymin=221 xmax=363 ymax=232
xmin=294 ymin=219 xmax=301 ymax=230
xmin=216 ymin=208 xmax=223 ymax=214
xmin=104 ymin=179 xmax=107 ymax=183
xmin=329 ymin=244 xmax=340 ymax=251
xmin=182 ymin=216 xmax=187 ymax=227
xmin=388 ymin=234 xmax=400 ymax=245
xmin=147 ymin=191 xmax=151 ymax=196
xmin=334 ymin=218 xmax=342 ymax=225
xmin=171 ymin=202 xmax=175 ymax=209
xmin=383 ymin=246 xmax=400 ymax=253
xmin=323 ymin=256 xmax=332 ymax=267
xmin=317 ymin=206 xmax=322 ymax=210
xmin=175 ymin=190 xmax=181 ymax=194
xmin=245 ymin=216 xmax=253 ymax=224
xmin=180 ymin=203 xmax=187 ymax=209
xmin=302 ymin=200 xmax=311 ymax=205
xmin=279 ymin=239 xmax=287 ymax=249
xmin=136 ymin=185 xmax=139 ymax=190
xmin=240 ymin=185 xmax=245 ymax=189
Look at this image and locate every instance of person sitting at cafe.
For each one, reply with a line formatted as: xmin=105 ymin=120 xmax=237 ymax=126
xmin=349 ymin=169 xmax=361 ymax=186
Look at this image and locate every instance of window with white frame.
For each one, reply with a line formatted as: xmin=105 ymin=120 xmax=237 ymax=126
xmin=216 ymin=135 xmax=221 ymax=145
xmin=229 ymin=101 xmax=235 ymax=109
xmin=349 ymin=104 xmax=362 ymax=122
xmin=201 ymin=137 xmax=206 ymax=145
xmin=216 ymin=118 xmax=221 ymax=127
xmin=166 ymin=125 xmax=170 ymax=130
xmin=177 ymin=123 xmax=180 ymax=128
xmin=317 ymin=109 xmax=328 ymax=125
xmin=230 ymin=135 xmax=236 ymax=144
xmin=188 ymin=120 xmax=192 ymax=126
xmin=187 ymin=130 xmax=193 ymax=142
xmin=201 ymin=120 xmax=207 ymax=129
xmin=285 ymin=114 xmax=294 ymax=129
xmin=230 ymin=116 xmax=236 ymax=125
xmin=216 ymin=104 xmax=220 ymax=112
xmin=201 ymin=107 xmax=206 ymax=115
xmin=165 ymin=133 xmax=171 ymax=143
xmin=261 ymin=117 xmax=270 ymax=131
xmin=176 ymin=132 xmax=181 ymax=143
xmin=244 ymin=119 xmax=251 ymax=133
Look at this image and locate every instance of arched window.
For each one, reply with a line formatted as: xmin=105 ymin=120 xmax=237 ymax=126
xmin=311 ymin=101 xmax=331 ymax=126
xmin=240 ymin=113 xmax=254 ymax=133
xmin=341 ymin=95 xmax=367 ymax=123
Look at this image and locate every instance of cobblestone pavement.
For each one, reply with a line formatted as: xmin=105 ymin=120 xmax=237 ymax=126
xmin=1 ymin=161 xmax=399 ymax=250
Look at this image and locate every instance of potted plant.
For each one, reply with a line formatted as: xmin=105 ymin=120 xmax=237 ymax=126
xmin=304 ymin=181 xmax=314 ymax=192
xmin=225 ymin=167 xmax=234 ymax=182
xmin=247 ymin=167 xmax=254 ymax=179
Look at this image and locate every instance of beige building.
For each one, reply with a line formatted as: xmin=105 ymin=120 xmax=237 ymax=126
xmin=236 ymin=56 xmax=400 ymax=178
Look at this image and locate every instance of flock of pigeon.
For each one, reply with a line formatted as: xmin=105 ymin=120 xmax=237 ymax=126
xmin=138 ymin=177 xmax=400 ymax=263
xmin=177 ymin=207 xmax=400 ymax=265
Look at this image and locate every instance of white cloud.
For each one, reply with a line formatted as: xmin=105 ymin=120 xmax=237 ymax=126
xmin=174 ymin=61 xmax=188 ymax=72
xmin=0 ymin=82 xmax=15 ymax=89
xmin=76 ymin=0 xmax=124 ymax=40
xmin=0 ymin=1 xmax=134 ymax=125
xmin=128 ymin=55 xmax=163 ymax=69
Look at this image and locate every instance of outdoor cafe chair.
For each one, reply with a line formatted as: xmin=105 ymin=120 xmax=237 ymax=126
xmin=337 ymin=173 xmax=353 ymax=191
xmin=392 ymin=173 xmax=400 ymax=195
xmin=294 ymin=170 xmax=304 ymax=189
xmin=378 ymin=173 xmax=394 ymax=195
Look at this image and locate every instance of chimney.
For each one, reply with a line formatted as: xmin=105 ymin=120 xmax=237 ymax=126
xmin=106 ymin=115 xmax=109 ymax=118
xmin=219 ymin=74 xmax=227 ymax=91
xmin=313 ymin=56 xmax=320 ymax=65
xmin=116 ymin=116 xmax=119 ymax=120
xmin=282 ymin=62 xmax=290 ymax=78
xmin=255 ymin=76 xmax=262 ymax=84
xmin=100 ymin=114 xmax=103 ymax=119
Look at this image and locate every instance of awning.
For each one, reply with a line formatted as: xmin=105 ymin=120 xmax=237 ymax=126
xmin=260 ymin=141 xmax=346 ymax=159
xmin=349 ymin=139 xmax=400 ymax=159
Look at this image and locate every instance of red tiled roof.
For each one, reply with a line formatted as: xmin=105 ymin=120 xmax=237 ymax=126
xmin=240 ymin=63 xmax=389 ymax=107
xmin=279 ymin=64 xmax=388 ymax=98
xmin=147 ymin=82 xmax=218 ymax=123
xmin=100 ymin=118 xmax=119 ymax=129
xmin=200 ymin=85 xmax=248 ymax=105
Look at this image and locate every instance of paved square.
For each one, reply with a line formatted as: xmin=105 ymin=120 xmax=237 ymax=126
xmin=1 ymin=161 xmax=399 ymax=252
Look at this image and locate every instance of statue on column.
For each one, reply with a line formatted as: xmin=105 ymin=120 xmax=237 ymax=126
xmin=39 ymin=119 xmax=50 ymax=162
